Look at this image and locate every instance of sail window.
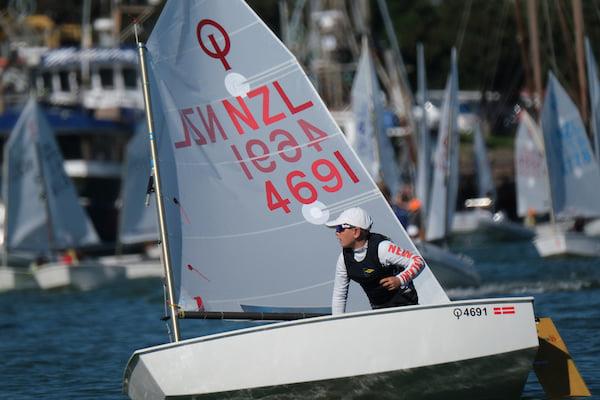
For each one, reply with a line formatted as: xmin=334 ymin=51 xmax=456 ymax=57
xmin=99 ymin=67 xmax=114 ymax=89
xmin=42 ymin=72 xmax=52 ymax=91
xmin=59 ymin=71 xmax=70 ymax=92
xmin=123 ymin=67 xmax=137 ymax=89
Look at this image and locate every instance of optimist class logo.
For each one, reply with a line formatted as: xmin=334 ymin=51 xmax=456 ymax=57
xmin=493 ymin=306 xmax=515 ymax=315
xmin=197 ymin=19 xmax=231 ymax=71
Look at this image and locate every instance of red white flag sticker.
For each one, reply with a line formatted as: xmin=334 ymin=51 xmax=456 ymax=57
xmin=493 ymin=306 xmax=516 ymax=315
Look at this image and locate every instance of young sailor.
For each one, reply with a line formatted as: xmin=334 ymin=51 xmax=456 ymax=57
xmin=326 ymin=207 xmax=425 ymax=314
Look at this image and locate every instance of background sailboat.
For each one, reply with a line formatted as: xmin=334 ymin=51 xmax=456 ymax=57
xmin=3 ymin=98 xmax=125 ymax=289
xmin=97 ymin=121 xmax=162 ymax=279
xmin=534 ymin=72 xmax=600 ymax=257
xmin=350 ymin=37 xmax=401 ymax=197
xmin=468 ymin=120 xmax=535 ymax=240
xmin=582 ymin=37 xmax=600 ymax=237
xmin=514 ymin=110 xmax=551 ymax=228
xmin=412 ymin=44 xmax=479 ymax=288
xmin=123 ymin=2 xmax=538 ymax=398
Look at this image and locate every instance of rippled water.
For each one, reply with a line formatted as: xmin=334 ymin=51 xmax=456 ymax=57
xmin=1 ymin=239 xmax=598 ymax=399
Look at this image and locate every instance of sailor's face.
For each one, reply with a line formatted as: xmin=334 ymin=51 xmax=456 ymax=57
xmin=336 ymin=226 xmax=359 ymax=248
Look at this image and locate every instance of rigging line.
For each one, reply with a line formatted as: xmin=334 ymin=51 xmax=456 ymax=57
xmin=207 ymin=280 xmax=334 ymax=304
xmin=455 ymin=0 xmax=473 ymax=57
xmin=480 ymin=1 xmax=509 ymax=96
xmin=594 ymin=0 xmax=600 ymax=24
xmin=325 ymin=192 xmax=383 ymax=214
xmin=241 ymin=59 xmax=298 ymax=86
xmin=542 ymin=0 xmax=561 ymax=81
xmin=320 ymin=189 xmax=381 ymax=211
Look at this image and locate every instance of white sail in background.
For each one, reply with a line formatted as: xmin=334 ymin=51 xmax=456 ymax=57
xmin=426 ymin=48 xmax=459 ymax=241
xmin=351 ymin=38 xmax=401 ymax=197
xmin=540 ymin=72 xmax=600 ymax=219
xmin=144 ymin=1 xmax=448 ymax=313
xmin=585 ymin=37 xmax=600 ymax=161
xmin=515 ymin=110 xmax=550 ymax=217
xmin=118 ymin=121 xmax=158 ymax=244
xmin=3 ymin=98 xmax=99 ymax=252
xmin=473 ymin=123 xmax=496 ymax=201
xmin=415 ymin=43 xmax=431 ymax=218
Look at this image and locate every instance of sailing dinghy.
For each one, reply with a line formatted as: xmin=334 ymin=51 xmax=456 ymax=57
xmin=534 ymin=73 xmax=600 ymax=257
xmin=3 ymin=98 xmax=126 ymax=290
xmin=97 ymin=121 xmax=162 ymax=279
xmin=123 ymin=2 xmax=538 ymax=398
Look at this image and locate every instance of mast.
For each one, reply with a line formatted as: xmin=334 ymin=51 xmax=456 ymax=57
xmin=526 ymin=0 xmax=543 ymax=111
xmin=1 ymin=134 xmax=9 ymax=265
xmin=136 ymin=30 xmax=181 ymax=342
xmin=572 ymin=0 xmax=588 ymax=123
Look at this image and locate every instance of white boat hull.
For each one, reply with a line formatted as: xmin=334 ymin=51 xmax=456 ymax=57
xmin=124 ymin=298 xmax=538 ymax=399
xmin=32 ymin=261 xmax=126 ymax=290
xmin=0 ymin=266 xmax=38 ymax=292
xmin=451 ymin=209 xmax=493 ymax=234
xmin=97 ymin=254 xmax=163 ymax=280
xmin=583 ymin=217 xmax=600 ymax=237
xmin=479 ymin=213 xmax=534 ymax=240
xmin=533 ymin=230 xmax=600 ymax=257
xmin=415 ymin=241 xmax=480 ymax=288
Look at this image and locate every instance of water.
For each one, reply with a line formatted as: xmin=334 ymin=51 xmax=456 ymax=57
xmin=1 ymin=239 xmax=598 ymax=399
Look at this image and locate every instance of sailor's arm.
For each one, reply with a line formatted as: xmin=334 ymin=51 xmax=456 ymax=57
xmin=378 ymin=241 xmax=425 ymax=288
xmin=331 ymin=253 xmax=350 ymax=315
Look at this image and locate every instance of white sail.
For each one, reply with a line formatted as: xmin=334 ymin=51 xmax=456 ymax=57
xmin=3 ymin=98 xmax=99 ymax=252
xmin=585 ymin=37 xmax=600 ymax=161
xmin=144 ymin=0 xmax=448 ymax=313
xmin=415 ymin=43 xmax=431 ymax=218
xmin=540 ymin=72 xmax=600 ymax=219
xmin=118 ymin=121 xmax=158 ymax=244
xmin=426 ymin=48 xmax=459 ymax=241
xmin=514 ymin=110 xmax=550 ymax=217
xmin=351 ymin=38 xmax=401 ymax=197
xmin=473 ymin=123 xmax=496 ymax=201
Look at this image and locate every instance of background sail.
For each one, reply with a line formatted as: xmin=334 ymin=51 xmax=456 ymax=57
xmin=3 ymin=98 xmax=50 ymax=253
xmin=426 ymin=48 xmax=459 ymax=241
xmin=585 ymin=37 xmax=600 ymax=161
xmin=35 ymin=106 xmax=100 ymax=249
xmin=118 ymin=121 xmax=158 ymax=244
xmin=473 ymin=123 xmax=496 ymax=201
xmin=515 ymin=111 xmax=550 ymax=217
xmin=540 ymin=72 xmax=600 ymax=219
xmin=145 ymin=0 xmax=448 ymax=313
xmin=350 ymin=40 xmax=379 ymax=188
xmin=350 ymin=39 xmax=402 ymax=197
xmin=415 ymin=43 xmax=431 ymax=220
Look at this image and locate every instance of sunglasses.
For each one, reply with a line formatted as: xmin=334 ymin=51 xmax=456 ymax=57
xmin=335 ymin=224 xmax=354 ymax=233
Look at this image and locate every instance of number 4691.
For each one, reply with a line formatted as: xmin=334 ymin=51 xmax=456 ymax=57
xmin=265 ymin=151 xmax=359 ymax=213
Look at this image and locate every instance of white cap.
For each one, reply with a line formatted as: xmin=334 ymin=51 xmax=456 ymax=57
xmin=325 ymin=207 xmax=373 ymax=230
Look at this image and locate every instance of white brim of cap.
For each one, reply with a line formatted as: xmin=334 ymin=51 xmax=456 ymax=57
xmin=325 ymin=217 xmax=343 ymax=228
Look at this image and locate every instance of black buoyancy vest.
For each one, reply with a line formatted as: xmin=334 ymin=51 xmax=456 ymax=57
xmin=343 ymin=233 xmax=415 ymax=307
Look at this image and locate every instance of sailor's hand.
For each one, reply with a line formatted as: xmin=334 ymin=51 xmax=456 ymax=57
xmin=380 ymin=276 xmax=401 ymax=291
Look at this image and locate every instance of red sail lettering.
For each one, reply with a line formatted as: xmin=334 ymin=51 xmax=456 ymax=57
xmin=179 ymin=108 xmax=207 ymax=146
xmin=222 ymin=97 xmax=259 ymax=135
xmin=175 ymin=109 xmax=193 ymax=148
xmin=273 ymin=80 xmax=313 ymax=114
xmin=248 ymin=85 xmax=286 ymax=126
xmin=196 ymin=105 xmax=228 ymax=143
